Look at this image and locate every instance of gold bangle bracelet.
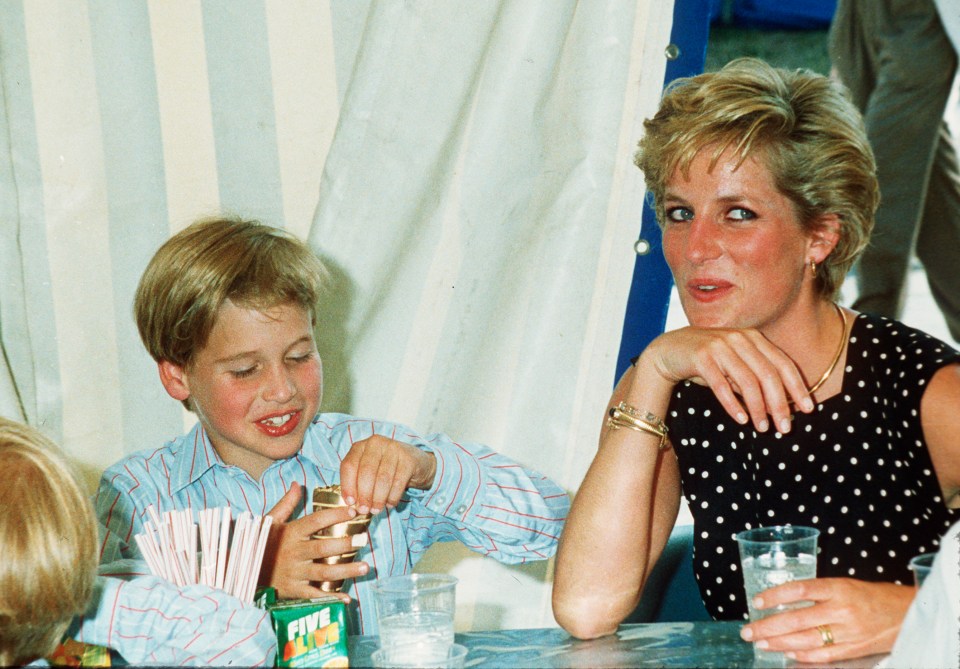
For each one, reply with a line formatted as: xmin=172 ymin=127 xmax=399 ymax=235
xmin=606 ymin=402 xmax=670 ymax=451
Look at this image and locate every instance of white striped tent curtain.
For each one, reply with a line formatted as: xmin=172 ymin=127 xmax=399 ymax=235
xmin=0 ymin=0 xmax=675 ymax=630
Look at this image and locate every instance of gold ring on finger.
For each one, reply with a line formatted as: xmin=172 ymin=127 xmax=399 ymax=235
xmin=816 ymin=624 xmax=834 ymax=647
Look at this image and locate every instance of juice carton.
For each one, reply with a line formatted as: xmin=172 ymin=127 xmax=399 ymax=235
xmin=48 ymin=639 xmax=111 ymax=666
xmin=266 ymin=594 xmax=349 ymax=668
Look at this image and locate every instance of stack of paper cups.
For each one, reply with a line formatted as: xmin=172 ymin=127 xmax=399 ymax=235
xmin=311 ymin=485 xmax=372 ymax=592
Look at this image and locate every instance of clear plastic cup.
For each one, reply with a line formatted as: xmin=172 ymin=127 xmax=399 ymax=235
xmin=371 ymin=642 xmax=467 ymax=668
xmin=908 ymin=553 xmax=935 ymax=587
xmin=371 ymin=574 xmax=458 ymax=652
xmin=736 ymin=525 xmax=820 ymax=662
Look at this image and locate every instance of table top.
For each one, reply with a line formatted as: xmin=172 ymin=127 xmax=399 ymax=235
xmin=348 ymin=622 xmax=886 ymax=668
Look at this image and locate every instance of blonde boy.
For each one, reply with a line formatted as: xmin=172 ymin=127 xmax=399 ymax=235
xmin=0 ymin=417 xmax=276 ymax=666
xmin=97 ymin=217 xmax=569 ymax=634
xmin=0 ymin=418 xmax=97 ymax=665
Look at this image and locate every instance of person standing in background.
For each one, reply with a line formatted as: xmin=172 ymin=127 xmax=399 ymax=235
xmin=829 ymin=0 xmax=960 ymax=342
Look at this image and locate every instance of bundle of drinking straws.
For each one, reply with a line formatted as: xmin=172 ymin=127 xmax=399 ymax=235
xmin=134 ymin=505 xmax=273 ymax=603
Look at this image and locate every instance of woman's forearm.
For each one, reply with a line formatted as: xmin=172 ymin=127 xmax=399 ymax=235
xmin=553 ymin=362 xmax=681 ymax=638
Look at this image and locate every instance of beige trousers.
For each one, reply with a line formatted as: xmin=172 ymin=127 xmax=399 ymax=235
xmin=830 ymin=0 xmax=960 ymax=341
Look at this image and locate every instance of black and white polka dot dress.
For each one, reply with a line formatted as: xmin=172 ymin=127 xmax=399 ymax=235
xmin=667 ymin=313 xmax=960 ymax=620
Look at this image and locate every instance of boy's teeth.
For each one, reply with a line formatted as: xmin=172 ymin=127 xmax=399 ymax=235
xmin=262 ymin=413 xmax=292 ymax=427
xmin=699 ymin=285 xmax=717 ymax=291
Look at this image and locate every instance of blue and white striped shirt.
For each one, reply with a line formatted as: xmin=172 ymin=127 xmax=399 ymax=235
xmin=96 ymin=413 xmax=569 ymax=635
xmin=66 ymin=562 xmax=276 ymax=666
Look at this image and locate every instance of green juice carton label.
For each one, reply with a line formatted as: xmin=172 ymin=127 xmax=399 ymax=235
xmin=266 ymin=595 xmax=349 ymax=667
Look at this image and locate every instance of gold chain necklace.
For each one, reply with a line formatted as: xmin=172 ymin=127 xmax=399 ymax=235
xmin=805 ymin=303 xmax=847 ymax=397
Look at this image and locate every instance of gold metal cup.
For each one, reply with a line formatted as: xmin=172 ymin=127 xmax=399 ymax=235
xmin=311 ymin=484 xmax=372 ymax=592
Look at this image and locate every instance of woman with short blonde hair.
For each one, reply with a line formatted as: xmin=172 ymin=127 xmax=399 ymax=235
xmin=555 ymin=58 xmax=960 ymax=664
xmin=636 ymin=57 xmax=878 ymax=301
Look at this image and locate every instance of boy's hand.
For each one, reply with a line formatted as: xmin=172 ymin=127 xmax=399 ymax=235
xmin=261 ymin=482 xmax=370 ymax=601
xmin=339 ymin=435 xmax=437 ymax=515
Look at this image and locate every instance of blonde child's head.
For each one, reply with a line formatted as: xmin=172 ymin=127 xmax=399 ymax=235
xmin=134 ymin=217 xmax=327 ymax=411
xmin=0 ymin=417 xmax=98 ymax=665
xmin=134 ymin=216 xmax=327 ymax=371
xmin=135 ymin=217 xmax=327 ymax=476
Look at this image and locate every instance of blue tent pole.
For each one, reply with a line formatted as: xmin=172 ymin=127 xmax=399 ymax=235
xmin=614 ymin=0 xmax=712 ymax=384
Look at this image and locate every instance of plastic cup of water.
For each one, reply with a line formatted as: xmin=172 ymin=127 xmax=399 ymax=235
xmin=371 ymin=642 xmax=467 ymax=668
xmin=371 ymin=574 xmax=458 ymax=652
xmin=908 ymin=553 xmax=935 ymax=587
xmin=736 ymin=525 xmax=820 ymax=662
